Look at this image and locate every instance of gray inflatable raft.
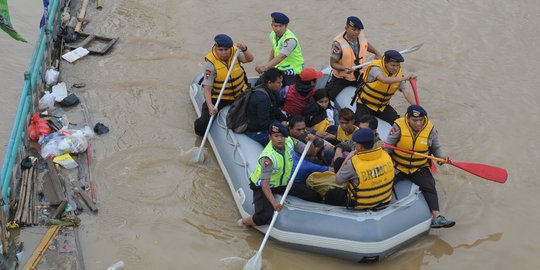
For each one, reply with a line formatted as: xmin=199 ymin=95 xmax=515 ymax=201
xmin=189 ymin=71 xmax=431 ymax=263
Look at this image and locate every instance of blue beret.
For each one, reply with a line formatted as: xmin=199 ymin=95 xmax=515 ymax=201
xmin=269 ymin=121 xmax=289 ymax=137
xmin=384 ymin=50 xmax=404 ymax=62
xmin=214 ymin=34 xmax=233 ymax=48
xmin=407 ymin=105 xmax=427 ymax=117
xmin=271 ymin=12 xmax=289 ymax=24
xmin=346 ymin=16 xmax=363 ymax=29
xmin=352 ymin=128 xmax=374 ymax=144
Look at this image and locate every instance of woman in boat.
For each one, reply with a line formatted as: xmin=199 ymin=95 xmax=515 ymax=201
xmin=240 ymin=122 xmax=321 ymax=226
xmin=302 ymin=88 xmax=337 ymax=142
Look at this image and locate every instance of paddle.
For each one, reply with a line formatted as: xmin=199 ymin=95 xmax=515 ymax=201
xmin=383 ymin=143 xmax=508 ymax=183
xmin=193 ymin=49 xmax=241 ymax=163
xmin=351 ymin=43 xmax=424 ymax=70
xmin=409 ymin=78 xmax=420 ymax=105
xmin=408 ymin=78 xmax=438 ymax=174
xmin=244 ymin=140 xmax=313 ymax=270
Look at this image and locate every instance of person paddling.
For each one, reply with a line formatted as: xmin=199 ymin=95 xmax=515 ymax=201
xmin=194 ymin=34 xmax=253 ymax=136
xmin=385 ymin=105 xmax=455 ymax=228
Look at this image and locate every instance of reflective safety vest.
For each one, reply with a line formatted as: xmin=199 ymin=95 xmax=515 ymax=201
xmin=337 ymin=125 xmax=358 ymax=142
xmin=332 ymin=31 xmax=369 ymax=81
xmin=250 ymin=137 xmax=295 ymax=188
xmin=270 ymin=28 xmax=304 ymax=76
xmin=348 ymin=147 xmax=395 ymax=210
xmin=357 ymin=58 xmax=403 ymax=112
xmin=391 ymin=116 xmax=434 ymax=174
xmin=205 ymin=45 xmax=248 ymax=101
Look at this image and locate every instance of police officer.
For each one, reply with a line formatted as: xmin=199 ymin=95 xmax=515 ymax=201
xmin=240 ymin=122 xmax=321 ymax=226
xmin=255 ymin=12 xmax=305 ymax=86
xmin=326 ymin=16 xmax=382 ymax=101
xmin=385 ymin=105 xmax=455 ymax=228
xmin=354 ymin=50 xmax=417 ymax=125
xmin=194 ymin=34 xmax=254 ymax=136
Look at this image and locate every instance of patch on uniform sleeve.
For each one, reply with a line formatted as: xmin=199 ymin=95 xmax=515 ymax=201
xmin=205 ymin=69 xmax=211 ymax=79
xmin=283 ymin=39 xmax=289 ymax=48
xmin=263 ymin=158 xmax=271 ymax=168
xmin=332 ymin=44 xmax=340 ymax=54
xmin=389 ymin=126 xmax=398 ymax=135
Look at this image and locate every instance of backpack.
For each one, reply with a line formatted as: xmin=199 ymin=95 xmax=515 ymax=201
xmin=227 ymin=87 xmax=268 ymax=133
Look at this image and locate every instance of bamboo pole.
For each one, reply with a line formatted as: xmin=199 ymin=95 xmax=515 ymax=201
xmin=75 ymin=0 xmax=90 ymax=33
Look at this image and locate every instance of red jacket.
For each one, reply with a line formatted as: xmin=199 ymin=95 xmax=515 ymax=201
xmin=282 ymin=84 xmax=316 ymax=116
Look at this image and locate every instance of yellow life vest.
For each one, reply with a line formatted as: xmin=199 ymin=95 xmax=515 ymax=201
xmin=332 ymin=31 xmax=369 ymax=81
xmin=337 ymin=125 xmax=358 ymax=142
xmin=348 ymin=147 xmax=394 ymax=210
xmin=312 ymin=118 xmax=332 ymax=133
xmin=357 ymin=58 xmax=403 ymax=112
xmin=205 ymin=45 xmax=248 ymax=101
xmin=391 ymin=116 xmax=434 ymax=174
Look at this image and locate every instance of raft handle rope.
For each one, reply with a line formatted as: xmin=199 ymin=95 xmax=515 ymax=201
xmin=215 ymin=110 xmax=251 ymax=179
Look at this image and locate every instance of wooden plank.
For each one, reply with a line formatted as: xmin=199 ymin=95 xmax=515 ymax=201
xmin=72 ymin=181 xmax=98 ymax=212
xmin=23 ymin=225 xmax=61 ymax=270
xmin=46 ymin=160 xmax=66 ymax=202
xmin=75 ymin=0 xmax=90 ymax=33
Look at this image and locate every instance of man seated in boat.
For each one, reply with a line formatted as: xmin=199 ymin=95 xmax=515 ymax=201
xmin=385 ymin=105 xmax=455 ymax=228
xmin=354 ymin=50 xmax=417 ymax=125
xmin=281 ymin=68 xmax=322 ymax=117
xmin=326 ymin=16 xmax=382 ymax=101
xmin=255 ymin=12 xmax=305 ymax=86
xmin=333 ymin=114 xmax=383 ymax=164
xmin=240 ymin=122 xmax=321 ymax=227
xmin=324 ymin=128 xmax=395 ymax=210
xmin=245 ymin=68 xmax=289 ymax=146
xmin=326 ymin=108 xmax=358 ymax=146
xmin=287 ymin=116 xmax=335 ymax=183
xmin=194 ymin=34 xmax=254 ymax=136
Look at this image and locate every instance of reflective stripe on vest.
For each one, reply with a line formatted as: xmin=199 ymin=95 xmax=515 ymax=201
xmin=348 ymin=147 xmax=395 ymax=210
xmin=270 ymin=28 xmax=305 ymax=75
xmin=337 ymin=125 xmax=358 ymax=142
xmin=250 ymin=137 xmax=295 ymax=188
xmin=205 ymin=45 xmax=248 ymax=101
xmin=357 ymin=58 xmax=402 ymax=112
xmin=391 ymin=116 xmax=434 ymax=174
xmin=332 ymin=31 xmax=369 ymax=81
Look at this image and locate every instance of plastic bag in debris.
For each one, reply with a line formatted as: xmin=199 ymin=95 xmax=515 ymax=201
xmin=45 ymin=68 xmax=60 ymax=86
xmin=39 ymin=91 xmax=56 ymax=111
xmin=28 ymin=112 xmax=51 ymax=140
xmin=40 ymin=129 xmax=89 ymax=159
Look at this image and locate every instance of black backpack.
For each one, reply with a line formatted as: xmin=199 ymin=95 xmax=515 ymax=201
xmin=227 ymin=88 xmax=268 ymax=133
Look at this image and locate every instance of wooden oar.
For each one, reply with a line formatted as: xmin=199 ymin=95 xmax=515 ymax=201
xmin=351 ymin=43 xmax=424 ymax=70
xmin=384 ymin=143 xmax=508 ymax=183
xmin=244 ymin=141 xmax=313 ymax=270
xmin=193 ymin=49 xmax=240 ymax=163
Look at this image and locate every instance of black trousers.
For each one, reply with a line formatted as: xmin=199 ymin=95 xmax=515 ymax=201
xmin=194 ymin=99 xmax=234 ymax=136
xmin=325 ymin=75 xmax=358 ymax=101
xmin=252 ymin=184 xmax=321 ymax=226
xmin=354 ymin=103 xmax=400 ymax=126
xmin=396 ymin=167 xmax=439 ymax=211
